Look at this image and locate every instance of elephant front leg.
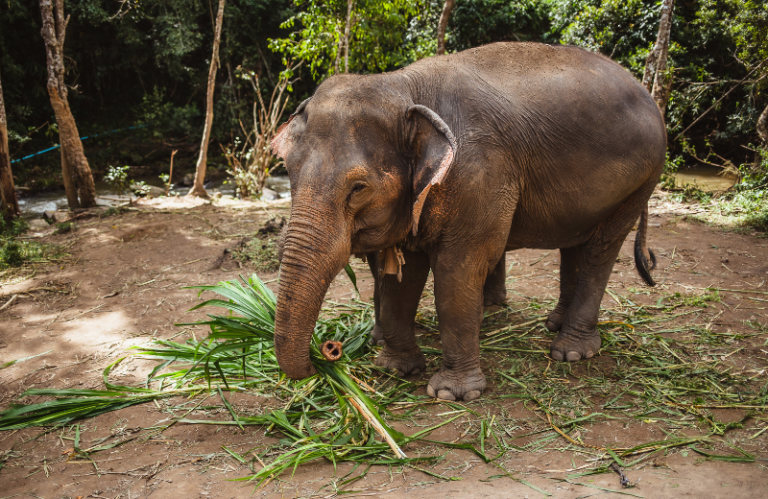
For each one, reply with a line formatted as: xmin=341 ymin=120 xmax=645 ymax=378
xmin=372 ymin=249 xmax=430 ymax=376
xmin=427 ymin=255 xmax=488 ymax=401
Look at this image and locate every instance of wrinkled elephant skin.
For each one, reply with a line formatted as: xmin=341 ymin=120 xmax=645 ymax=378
xmin=270 ymin=42 xmax=665 ymax=401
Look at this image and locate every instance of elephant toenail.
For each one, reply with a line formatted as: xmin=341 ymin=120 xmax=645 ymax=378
xmin=585 ymin=350 xmax=594 ymax=359
xmin=484 ymin=299 xmax=493 ymax=307
xmin=427 ymin=385 xmax=436 ymax=398
xmin=437 ymin=389 xmax=456 ymax=401
xmin=396 ymin=370 xmax=405 ymax=377
xmin=545 ymin=320 xmax=558 ymax=332
xmin=411 ymin=368 xmax=420 ymax=375
xmin=550 ymin=349 xmax=564 ymax=361
xmin=464 ymin=390 xmax=481 ymax=401
xmin=376 ymin=340 xmax=385 ymax=347
xmin=565 ymin=351 xmax=581 ymax=362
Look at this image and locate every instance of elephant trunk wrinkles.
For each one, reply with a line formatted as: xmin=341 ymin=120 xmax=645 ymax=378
xmin=274 ymin=212 xmax=348 ymax=379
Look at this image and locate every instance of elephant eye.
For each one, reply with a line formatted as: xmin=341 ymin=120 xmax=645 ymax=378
xmin=350 ymin=183 xmax=366 ymax=195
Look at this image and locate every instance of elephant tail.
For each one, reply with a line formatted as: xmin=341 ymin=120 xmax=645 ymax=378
xmin=634 ymin=205 xmax=657 ymax=287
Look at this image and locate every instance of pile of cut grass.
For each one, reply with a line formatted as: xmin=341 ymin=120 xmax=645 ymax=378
xmin=0 ymin=275 xmax=474 ymax=486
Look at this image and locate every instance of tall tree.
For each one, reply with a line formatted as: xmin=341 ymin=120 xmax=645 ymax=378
xmin=343 ymin=0 xmax=354 ymax=73
xmin=759 ymin=104 xmax=768 ymax=145
xmin=642 ymin=0 xmax=675 ymax=114
xmin=39 ymin=0 xmax=97 ymax=209
xmin=188 ymin=0 xmax=226 ymax=198
xmin=0 ymin=67 xmax=20 ymax=222
xmin=436 ymin=0 xmax=455 ymax=55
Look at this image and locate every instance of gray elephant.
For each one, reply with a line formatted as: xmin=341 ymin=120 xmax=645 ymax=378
xmin=270 ymin=42 xmax=665 ymax=401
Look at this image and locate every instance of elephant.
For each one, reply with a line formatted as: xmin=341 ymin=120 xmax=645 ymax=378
xmin=270 ymin=42 xmax=665 ymax=401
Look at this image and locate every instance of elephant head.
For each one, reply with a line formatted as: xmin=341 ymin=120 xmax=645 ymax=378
xmin=270 ymin=76 xmax=456 ymax=379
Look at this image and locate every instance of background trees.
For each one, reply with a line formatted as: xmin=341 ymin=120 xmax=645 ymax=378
xmin=39 ymin=0 xmax=97 ymax=208
xmin=0 ymin=0 xmax=766 ymax=199
xmin=0 ymin=69 xmax=20 ymax=221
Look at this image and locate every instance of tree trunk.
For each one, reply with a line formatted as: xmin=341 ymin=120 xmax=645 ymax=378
xmin=0 ymin=68 xmax=20 ymax=222
xmin=188 ymin=0 xmax=226 ymax=198
xmin=642 ymin=0 xmax=675 ymax=113
xmin=343 ymin=0 xmax=354 ymax=73
xmin=436 ymin=0 xmax=455 ymax=56
xmin=758 ymin=102 xmax=768 ymax=145
xmin=39 ymin=0 xmax=97 ymax=209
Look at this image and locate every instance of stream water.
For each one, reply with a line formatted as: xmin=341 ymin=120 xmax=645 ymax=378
xmin=17 ymin=166 xmax=737 ymax=220
xmin=18 ymin=174 xmax=292 ymax=220
xmin=672 ymin=165 xmax=738 ymax=191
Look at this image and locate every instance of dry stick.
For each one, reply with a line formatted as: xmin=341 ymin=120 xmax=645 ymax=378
xmin=346 ymin=396 xmax=407 ymax=459
xmin=674 ymin=57 xmax=768 ymax=142
xmin=167 ymin=150 xmax=178 ymax=196
xmin=0 ymin=294 xmax=17 ymax=311
xmin=702 ymin=286 xmax=768 ymax=296
xmin=63 ymin=303 xmax=104 ymax=322
xmin=546 ymin=412 xmax=622 ymax=452
xmin=485 ymin=316 xmax=547 ymax=336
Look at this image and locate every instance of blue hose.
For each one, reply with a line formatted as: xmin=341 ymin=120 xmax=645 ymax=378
xmin=10 ymin=124 xmax=151 ymax=164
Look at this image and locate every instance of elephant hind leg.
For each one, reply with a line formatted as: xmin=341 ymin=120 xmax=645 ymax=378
xmin=550 ymin=180 xmax=657 ymax=362
xmin=545 ymin=246 xmax=580 ymax=332
xmin=366 ymin=252 xmax=385 ymax=346
xmin=548 ymin=238 xmax=621 ymax=362
xmin=483 ymin=252 xmax=508 ymax=306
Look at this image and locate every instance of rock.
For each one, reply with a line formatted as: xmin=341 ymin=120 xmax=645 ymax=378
xmin=261 ymin=187 xmax=281 ymax=201
xmin=130 ymin=182 xmax=165 ymax=197
xmin=28 ymin=219 xmax=50 ymax=230
xmin=42 ymin=210 xmax=73 ymax=224
xmin=42 ymin=211 xmax=56 ymax=224
xmin=178 ymin=173 xmax=194 ymax=187
xmin=257 ymin=217 xmax=286 ymax=235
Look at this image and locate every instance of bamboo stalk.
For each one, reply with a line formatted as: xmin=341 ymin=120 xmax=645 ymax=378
xmin=347 ymin=396 xmax=406 ymax=459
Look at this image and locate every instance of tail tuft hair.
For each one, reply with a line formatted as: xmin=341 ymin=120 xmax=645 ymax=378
xmin=634 ymin=243 xmax=656 ymax=286
xmin=634 ymin=205 xmax=657 ymax=287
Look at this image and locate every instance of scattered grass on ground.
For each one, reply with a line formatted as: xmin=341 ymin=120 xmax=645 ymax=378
xmin=1 ymin=273 xmax=766 ymax=493
xmin=0 ymin=217 xmax=67 ymax=271
xmin=232 ymin=237 xmax=280 ymax=271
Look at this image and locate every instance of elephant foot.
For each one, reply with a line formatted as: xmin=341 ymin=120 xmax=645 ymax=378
xmin=375 ymin=346 xmax=426 ymax=377
xmin=545 ymin=307 xmax=566 ymax=332
xmin=549 ymin=328 xmax=601 ymax=362
xmin=426 ymin=367 xmax=486 ymax=401
xmin=369 ymin=323 xmax=386 ymax=347
xmin=483 ymin=287 xmax=507 ymax=307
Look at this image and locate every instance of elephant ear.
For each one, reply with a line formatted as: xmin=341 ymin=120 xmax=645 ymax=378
xmin=407 ymin=105 xmax=457 ymax=236
xmin=271 ymin=97 xmax=312 ymax=159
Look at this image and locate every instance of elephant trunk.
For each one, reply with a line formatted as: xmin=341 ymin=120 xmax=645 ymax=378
xmin=274 ymin=207 xmax=348 ymax=379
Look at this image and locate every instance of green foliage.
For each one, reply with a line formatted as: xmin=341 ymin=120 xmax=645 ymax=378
xmin=159 ymin=173 xmax=171 ymax=194
xmin=0 ymin=217 xmax=29 ymax=239
xmin=129 ymin=180 xmax=152 ymax=197
xmin=54 ymin=221 xmax=78 ymax=234
xmin=232 ymin=237 xmax=281 ymax=271
xmin=0 ymin=219 xmax=63 ymax=269
xmin=100 ymin=206 xmax=129 ymax=217
xmin=450 ymin=0 xmax=553 ymax=50
xmin=104 ymin=165 xmax=130 ymax=197
xmin=269 ymin=0 xmax=424 ymax=80
xmin=137 ymin=87 xmax=202 ymax=141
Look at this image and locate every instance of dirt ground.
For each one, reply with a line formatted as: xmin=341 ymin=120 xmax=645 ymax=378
xmin=1 ymin=191 xmax=768 ymax=499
